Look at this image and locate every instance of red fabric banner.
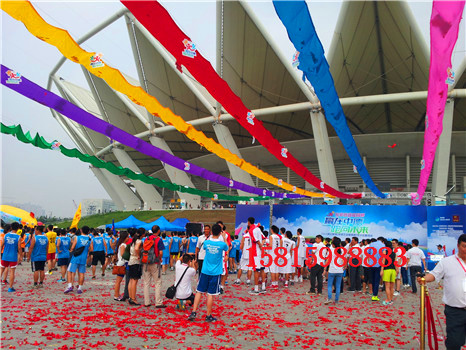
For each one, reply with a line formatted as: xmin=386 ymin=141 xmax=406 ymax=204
xmin=122 ymin=0 xmax=359 ymax=199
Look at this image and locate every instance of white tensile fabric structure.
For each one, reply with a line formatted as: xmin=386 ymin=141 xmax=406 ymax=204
xmin=48 ymin=1 xmax=466 ymax=210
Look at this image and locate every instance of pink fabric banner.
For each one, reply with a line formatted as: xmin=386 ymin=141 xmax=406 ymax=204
xmin=412 ymin=0 xmax=465 ymax=205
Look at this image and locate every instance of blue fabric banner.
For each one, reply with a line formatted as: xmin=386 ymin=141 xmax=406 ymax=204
xmin=273 ymin=1 xmax=385 ymax=198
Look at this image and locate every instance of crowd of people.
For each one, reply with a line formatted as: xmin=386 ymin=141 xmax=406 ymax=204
xmin=1 ymin=217 xmax=465 ymax=348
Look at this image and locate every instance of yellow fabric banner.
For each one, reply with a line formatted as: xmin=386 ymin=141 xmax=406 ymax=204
xmin=70 ymin=204 xmax=82 ymax=229
xmin=1 ymin=1 xmax=331 ymax=198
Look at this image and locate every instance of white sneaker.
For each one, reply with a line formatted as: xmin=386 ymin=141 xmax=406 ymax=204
xmin=298 ymin=277 xmax=303 ymax=283
xmin=294 ymin=277 xmax=298 ymax=283
xmin=394 ymin=291 xmax=400 ymax=296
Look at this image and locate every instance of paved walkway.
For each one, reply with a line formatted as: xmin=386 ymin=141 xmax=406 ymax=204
xmin=1 ymin=264 xmax=447 ymax=349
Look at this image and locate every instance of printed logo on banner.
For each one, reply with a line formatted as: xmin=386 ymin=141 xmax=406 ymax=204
xmin=353 ymin=165 xmax=358 ymax=173
xmin=182 ymin=39 xmax=197 ymax=58
xmin=250 ymin=198 xmax=254 ymax=202
xmin=420 ymin=159 xmax=425 ymax=170
xmin=5 ymin=70 xmax=21 ymax=84
xmin=278 ymin=179 xmax=283 ymax=186
xmin=213 ymin=194 xmax=218 ymax=200
xmin=320 ymin=182 xmax=325 ymax=189
xmin=453 ymin=215 xmax=460 ymax=223
xmin=281 ymin=148 xmax=288 ymax=158
xmin=323 ymin=211 xmax=369 ymax=234
xmin=51 ymin=141 xmax=61 ymax=151
xmin=425 ymin=115 xmax=429 ymax=129
xmin=90 ymin=53 xmax=104 ymax=68
xmin=263 ymin=189 xmax=267 ymax=196
xmin=445 ymin=67 xmax=455 ymax=85
xmin=184 ymin=162 xmax=190 ymax=171
xmin=283 ymin=193 xmax=287 ymax=198
xmin=292 ymin=186 xmax=297 ymax=192
xmin=246 ymin=112 xmax=255 ymax=125
xmin=292 ymin=51 xmax=300 ymax=68
xmin=229 ymin=179 xmax=234 ymax=187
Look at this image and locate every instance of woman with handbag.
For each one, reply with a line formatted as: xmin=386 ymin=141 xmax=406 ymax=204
xmin=127 ymin=231 xmax=143 ymax=305
xmin=113 ymin=231 xmax=129 ymax=301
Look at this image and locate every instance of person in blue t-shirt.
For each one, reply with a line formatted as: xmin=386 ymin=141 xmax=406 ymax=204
xmin=161 ymin=233 xmax=171 ymax=275
xmin=0 ymin=222 xmax=21 ymax=292
xmin=169 ymin=233 xmax=181 ymax=270
xmin=103 ymin=229 xmax=116 ymax=272
xmin=56 ymin=230 xmax=71 ymax=283
xmin=91 ymin=231 xmax=107 ymax=279
xmin=188 ymin=224 xmax=228 ymax=323
xmin=187 ymin=233 xmax=198 ymax=256
xmin=27 ymin=225 xmax=49 ymax=289
xmin=65 ymin=226 xmax=93 ymax=294
xmin=229 ymin=235 xmax=240 ymax=273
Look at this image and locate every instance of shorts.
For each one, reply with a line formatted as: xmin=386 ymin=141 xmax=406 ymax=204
xmin=31 ymin=261 xmax=46 ymax=272
xmin=178 ymin=293 xmax=195 ymax=304
xmin=170 ymin=252 xmax=179 ymax=257
xmin=128 ymin=264 xmax=142 ymax=280
xmin=196 ymin=273 xmax=221 ymax=295
xmin=68 ymin=262 xmax=86 ymax=274
xmin=383 ymin=269 xmax=396 ymax=283
xmin=1 ymin=260 xmax=18 ymax=268
xmin=229 ymin=250 xmax=236 ymax=258
xmin=106 ymin=253 xmax=114 ymax=258
xmin=57 ymin=257 xmax=70 ymax=267
xmin=297 ymin=257 xmax=306 ymax=268
xmin=269 ymin=258 xmax=280 ymax=274
xmin=92 ymin=251 xmax=106 ymax=266
xmin=239 ymin=257 xmax=252 ymax=271
xmin=162 ymin=257 xmax=170 ymax=265
xmin=363 ymin=267 xmax=372 ymax=284
xmin=46 ymin=253 xmax=56 ymax=261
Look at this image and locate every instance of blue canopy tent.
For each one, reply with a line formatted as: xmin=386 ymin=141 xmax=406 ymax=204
xmin=105 ymin=215 xmax=147 ymax=229
xmin=171 ymin=218 xmax=189 ymax=229
xmin=140 ymin=216 xmax=185 ymax=231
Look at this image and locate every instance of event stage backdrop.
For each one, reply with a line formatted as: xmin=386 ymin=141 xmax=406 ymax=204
xmin=427 ymin=206 xmax=466 ymax=257
xmin=272 ymin=205 xmax=428 ymax=248
xmin=234 ymin=205 xmax=270 ymax=236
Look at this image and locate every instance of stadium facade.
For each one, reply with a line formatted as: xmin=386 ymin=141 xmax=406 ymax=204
xmin=48 ymin=1 xmax=466 ymax=210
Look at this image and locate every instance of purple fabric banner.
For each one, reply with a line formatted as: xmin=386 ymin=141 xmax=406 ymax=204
xmin=1 ymin=64 xmax=302 ymax=199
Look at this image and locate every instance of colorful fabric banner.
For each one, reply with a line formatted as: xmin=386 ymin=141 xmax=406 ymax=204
xmin=1 ymin=65 xmax=313 ymax=200
xmin=272 ymin=0 xmax=385 ymax=199
xmin=0 ymin=1 xmax=343 ymax=199
xmin=70 ymin=203 xmax=82 ymax=229
xmin=1 ymin=122 xmax=287 ymax=202
xmin=121 ymin=1 xmax=359 ymax=200
xmin=412 ymin=0 xmax=465 ymax=205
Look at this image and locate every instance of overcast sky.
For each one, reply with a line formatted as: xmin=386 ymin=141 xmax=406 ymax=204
xmin=1 ymin=1 xmax=464 ymax=217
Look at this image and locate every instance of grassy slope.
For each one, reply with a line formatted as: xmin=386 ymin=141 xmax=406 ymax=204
xmin=54 ymin=209 xmax=236 ymax=229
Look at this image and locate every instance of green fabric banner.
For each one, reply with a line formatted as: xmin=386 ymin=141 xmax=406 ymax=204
xmin=1 ymin=123 xmax=282 ymax=202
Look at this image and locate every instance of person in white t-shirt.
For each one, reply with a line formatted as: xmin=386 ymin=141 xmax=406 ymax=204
xmin=418 ymin=234 xmax=466 ymax=350
xmin=247 ymin=217 xmax=266 ymax=295
xmin=348 ymin=237 xmax=362 ymax=292
xmin=175 ymin=255 xmax=196 ymax=310
xmin=307 ymin=235 xmax=326 ymax=295
xmin=269 ymin=225 xmax=282 ymax=288
xmin=296 ymin=228 xmax=307 ymax=283
xmin=281 ymin=231 xmax=296 ymax=288
xmin=324 ymin=237 xmax=346 ymax=305
xmin=195 ymin=225 xmax=211 ymax=275
xmin=406 ymin=239 xmax=427 ymax=294
xmin=233 ymin=230 xmax=252 ymax=286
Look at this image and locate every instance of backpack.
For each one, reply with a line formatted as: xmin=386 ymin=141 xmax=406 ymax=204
xmin=122 ymin=243 xmax=131 ymax=261
xmin=141 ymin=236 xmax=161 ymax=264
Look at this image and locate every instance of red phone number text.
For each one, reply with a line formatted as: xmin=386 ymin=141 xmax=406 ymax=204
xmin=247 ymin=246 xmax=407 ymax=269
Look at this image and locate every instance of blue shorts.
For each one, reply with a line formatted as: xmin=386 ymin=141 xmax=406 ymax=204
xmin=162 ymin=257 xmax=170 ymax=265
xmin=57 ymin=257 xmax=70 ymax=266
xmin=68 ymin=262 xmax=86 ymax=274
xmin=229 ymin=250 xmax=236 ymax=258
xmin=196 ymin=273 xmax=221 ymax=295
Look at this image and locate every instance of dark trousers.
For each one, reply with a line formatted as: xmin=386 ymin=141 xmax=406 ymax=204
xmin=310 ymin=264 xmax=324 ymax=293
xmin=369 ymin=267 xmax=381 ymax=296
xmin=409 ymin=266 xmax=422 ymax=293
xmin=123 ymin=268 xmax=130 ymax=298
xmin=444 ymin=305 xmax=466 ymax=350
xmin=349 ymin=261 xmax=361 ymax=291
xmin=401 ymin=266 xmax=409 ymax=285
